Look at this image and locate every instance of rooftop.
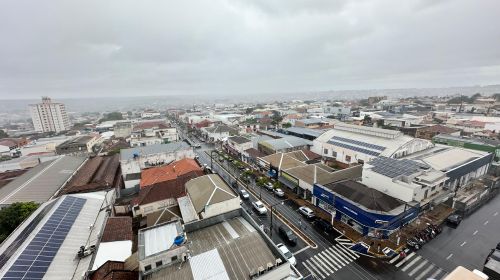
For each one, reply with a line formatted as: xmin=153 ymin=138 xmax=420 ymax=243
xmin=57 ymin=135 xmax=95 ymax=147
xmin=283 ymin=126 xmax=325 ymax=138
xmin=405 ymin=145 xmax=491 ymax=171
xmin=434 ymin=133 xmax=500 ymax=147
xmin=369 ymin=156 xmax=430 ymax=179
xmin=185 ymin=174 xmax=238 ymax=214
xmin=120 ymin=142 xmax=190 ymax=161
xmin=285 ymin=164 xmax=362 ymax=185
xmin=228 ymin=135 xmax=251 ymax=144
xmin=259 ymin=136 xmax=311 ymax=151
xmin=101 ymin=217 xmax=133 ymax=242
xmin=145 ymin=214 xmax=286 ymax=280
xmin=0 ymin=191 xmax=113 ymax=280
xmin=0 ymin=156 xmax=86 ymax=205
xmin=140 ymin=158 xmax=202 ymax=188
xmin=138 ymin=221 xmax=183 ymax=259
xmin=322 ymin=180 xmax=403 ymax=212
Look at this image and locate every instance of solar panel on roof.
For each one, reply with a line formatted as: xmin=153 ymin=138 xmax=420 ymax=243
xmin=327 ymin=140 xmax=381 ymax=157
xmin=3 ymin=196 xmax=86 ymax=280
xmin=331 ymin=136 xmax=386 ymax=151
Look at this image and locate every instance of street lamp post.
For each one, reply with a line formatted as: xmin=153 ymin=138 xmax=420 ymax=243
xmin=269 ymin=199 xmax=289 ymax=237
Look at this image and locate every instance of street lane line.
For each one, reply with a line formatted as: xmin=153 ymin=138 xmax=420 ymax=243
xmin=484 ymin=220 xmax=489 ymax=225
xmin=446 ymin=253 xmax=453 ymax=260
xmin=301 ymin=261 xmax=316 ymax=279
xmin=401 ymin=255 xmax=421 ymax=272
xmin=395 ymin=252 xmax=415 ymax=268
xmin=409 ymin=259 xmax=428 ymax=276
xmin=318 ymin=251 xmax=340 ymax=270
xmin=473 ymin=230 xmax=478 ymax=235
xmin=305 ymin=260 xmax=325 ymax=279
xmin=327 ymin=247 xmax=349 ymax=265
xmin=293 ymin=245 xmax=310 ymax=255
xmin=415 ymin=264 xmax=435 ymax=280
xmin=460 ymin=241 xmax=467 ymax=247
xmin=429 ymin=268 xmax=442 ymax=279
xmin=335 ymin=244 xmax=359 ymax=259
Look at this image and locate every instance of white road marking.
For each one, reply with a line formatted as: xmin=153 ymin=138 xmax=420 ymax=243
xmin=460 ymin=241 xmax=467 ymax=247
xmin=415 ymin=264 xmax=435 ymax=280
xmin=293 ymin=245 xmax=310 ymax=255
xmin=389 ymin=254 xmax=400 ymax=264
xmin=446 ymin=253 xmax=453 ymax=260
xmin=313 ymin=255 xmax=334 ymax=274
xmin=305 ymin=260 xmax=325 ymax=279
xmin=325 ymin=248 xmax=347 ymax=267
xmin=409 ymin=259 xmax=428 ymax=276
xmin=484 ymin=220 xmax=489 ymax=225
xmin=319 ymin=250 xmax=342 ymax=270
xmin=334 ymin=244 xmax=359 ymax=259
xmin=333 ymin=245 xmax=356 ymax=262
xmin=401 ymin=255 xmax=422 ymax=272
xmin=395 ymin=252 xmax=415 ymax=268
xmin=302 ymin=261 xmax=317 ymax=279
xmin=429 ymin=268 xmax=443 ymax=279
xmin=473 ymin=230 xmax=478 ymax=235
xmin=494 ymin=212 xmax=498 ymax=216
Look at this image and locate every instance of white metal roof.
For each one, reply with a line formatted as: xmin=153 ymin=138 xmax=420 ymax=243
xmin=92 ymin=240 xmax=132 ymax=270
xmin=143 ymin=222 xmax=179 ymax=257
xmin=190 ymin=249 xmax=230 ymax=280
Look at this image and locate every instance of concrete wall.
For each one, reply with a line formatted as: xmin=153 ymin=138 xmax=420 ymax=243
xmin=201 ymin=197 xmax=241 ymax=219
xmin=362 ymin=170 xmax=416 ymax=202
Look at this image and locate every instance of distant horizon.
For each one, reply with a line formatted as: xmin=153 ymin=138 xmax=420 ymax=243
xmin=1 ymin=83 xmax=499 ymax=101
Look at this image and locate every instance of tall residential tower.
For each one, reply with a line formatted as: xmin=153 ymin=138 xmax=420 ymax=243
xmin=29 ymin=97 xmax=70 ymax=133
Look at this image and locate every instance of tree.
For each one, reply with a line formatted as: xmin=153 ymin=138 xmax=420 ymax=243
xmin=99 ymin=112 xmax=124 ymax=123
xmin=245 ymin=107 xmax=254 ymax=114
xmin=0 ymin=202 xmax=39 ymax=242
xmin=282 ymin=122 xmax=292 ymax=128
xmin=363 ymin=115 xmax=372 ymax=125
xmin=0 ymin=129 xmax=8 ymax=139
xmin=271 ymin=111 xmax=283 ymax=126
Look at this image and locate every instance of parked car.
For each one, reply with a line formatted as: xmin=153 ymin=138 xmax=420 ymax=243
xmin=265 ymin=182 xmax=274 ymax=191
xmin=496 ymin=242 xmax=500 ymax=250
xmin=193 ymin=143 xmax=201 ymax=148
xmin=313 ymin=219 xmax=333 ymax=233
xmin=486 ymin=249 xmax=500 ymax=263
xmin=252 ymin=201 xmax=267 ymax=215
xmin=274 ymin=188 xmax=285 ymax=197
xmin=277 ymin=243 xmax=297 ymax=266
xmin=298 ymin=206 xmax=315 ymax=219
xmin=239 ymin=189 xmax=250 ymax=200
xmin=278 ymin=226 xmax=297 ymax=245
xmin=446 ymin=214 xmax=462 ymax=226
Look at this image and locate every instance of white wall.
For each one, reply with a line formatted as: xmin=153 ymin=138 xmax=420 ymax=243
xmin=362 ymin=170 xmax=416 ymax=202
xmin=201 ymin=197 xmax=240 ymax=219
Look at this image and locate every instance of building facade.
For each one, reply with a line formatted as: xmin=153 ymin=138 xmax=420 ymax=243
xmin=29 ymin=97 xmax=71 ymax=133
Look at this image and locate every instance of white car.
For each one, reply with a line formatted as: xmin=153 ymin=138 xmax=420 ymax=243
xmin=274 ymin=188 xmax=285 ymax=197
xmin=298 ymin=206 xmax=315 ymax=219
xmin=265 ymin=182 xmax=274 ymax=191
xmin=277 ymin=243 xmax=296 ymax=266
xmin=252 ymin=201 xmax=267 ymax=215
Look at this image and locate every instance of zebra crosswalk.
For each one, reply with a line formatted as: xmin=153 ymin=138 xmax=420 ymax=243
xmin=389 ymin=252 xmax=448 ymax=280
xmin=301 ymin=244 xmax=359 ymax=279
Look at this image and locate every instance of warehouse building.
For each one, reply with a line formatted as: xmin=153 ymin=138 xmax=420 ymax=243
xmin=312 ymin=123 xmax=434 ymax=166
xmin=433 ymin=134 xmax=500 ymax=160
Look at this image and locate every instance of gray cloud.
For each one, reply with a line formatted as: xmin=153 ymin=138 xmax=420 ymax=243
xmin=0 ymin=0 xmax=499 ymax=99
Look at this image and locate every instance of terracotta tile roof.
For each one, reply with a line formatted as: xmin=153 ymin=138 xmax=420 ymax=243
xmin=244 ymin=148 xmax=265 ymax=159
xmin=140 ymin=158 xmax=202 ymax=189
xmin=0 ymin=139 xmax=17 ymax=148
xmin=420 ymin=124 xmax=459 ymax=133
xmin=101 ymin=217 xmax=133 ymax=242
xmin=133 ymin=170 xmax=202 ymax=206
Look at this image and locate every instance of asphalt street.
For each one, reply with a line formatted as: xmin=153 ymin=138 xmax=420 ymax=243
xmin=416 ymin=192 xmax=500 ymax=273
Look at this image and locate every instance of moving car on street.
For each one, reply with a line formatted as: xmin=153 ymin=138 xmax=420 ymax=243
xmin=313 ymin=219 xmax=333 ymax=234
xmin=446 ymin=214 xmax=462 ymax=226
xmin=239 ymin=189 xmax=250 ymax=200
xmin=252 ymin=200 xmax=267 ymax=215
xmin=277 ymin=243 xmax=297 ymax=266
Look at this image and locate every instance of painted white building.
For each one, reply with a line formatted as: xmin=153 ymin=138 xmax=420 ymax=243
xmin=362 ymin=157 xmax=447 ymax=204
xmin=29 ymin=97 xmax=71 ymax=133
xmin=312 ymin=123 xmax=434 ymax=165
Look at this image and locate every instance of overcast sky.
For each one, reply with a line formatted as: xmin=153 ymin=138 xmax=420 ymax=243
xmin=1 ymin=0 xmax=500 ymax=99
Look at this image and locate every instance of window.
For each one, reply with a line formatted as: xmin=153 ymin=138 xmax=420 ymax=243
xmin=145 ymin=265 xmax=152 ymax=271
xmin=156 ymin=261 xmax=163 ymax=267
xmin=323 ymin=148 xmax=328 ymax=155
xmin=332 ymin=151 xmax=337 ymax=158
xmin=171 ymin=255 xmax=178 ymax=262
xmin=345 ymin=155 xmax=351 ymax=162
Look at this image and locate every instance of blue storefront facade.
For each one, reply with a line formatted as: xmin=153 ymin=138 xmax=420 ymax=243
xmin=313 ymin=184 xmax=419 ymax=238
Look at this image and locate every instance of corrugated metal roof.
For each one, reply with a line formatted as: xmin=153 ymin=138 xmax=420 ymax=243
xmin=190 ymin=249 xmax=229 ymax=280
xmin=0 ymin=156 xmax=86 ymax=205
xmin=120 ymin=142 xmax=190 ymax=161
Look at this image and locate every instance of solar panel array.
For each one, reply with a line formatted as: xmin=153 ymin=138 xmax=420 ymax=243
xmin=2 ymin=196 xmax=86 ymax=280
xmin=327 ymin=140 xmax=381 ymax=156
xmin=370 ymin=157 xmax=428 ymax=178
xmin=331 ymin=136 xmax=386 ymax=151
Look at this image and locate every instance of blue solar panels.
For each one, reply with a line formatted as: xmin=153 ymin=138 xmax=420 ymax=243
xmin=331 ymin=136 xmax=386 ymax=151
xmin=3 ymin=196 xmax=86 ymax=280
xmin=328 ymin=140 xmax=381 ymax=157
